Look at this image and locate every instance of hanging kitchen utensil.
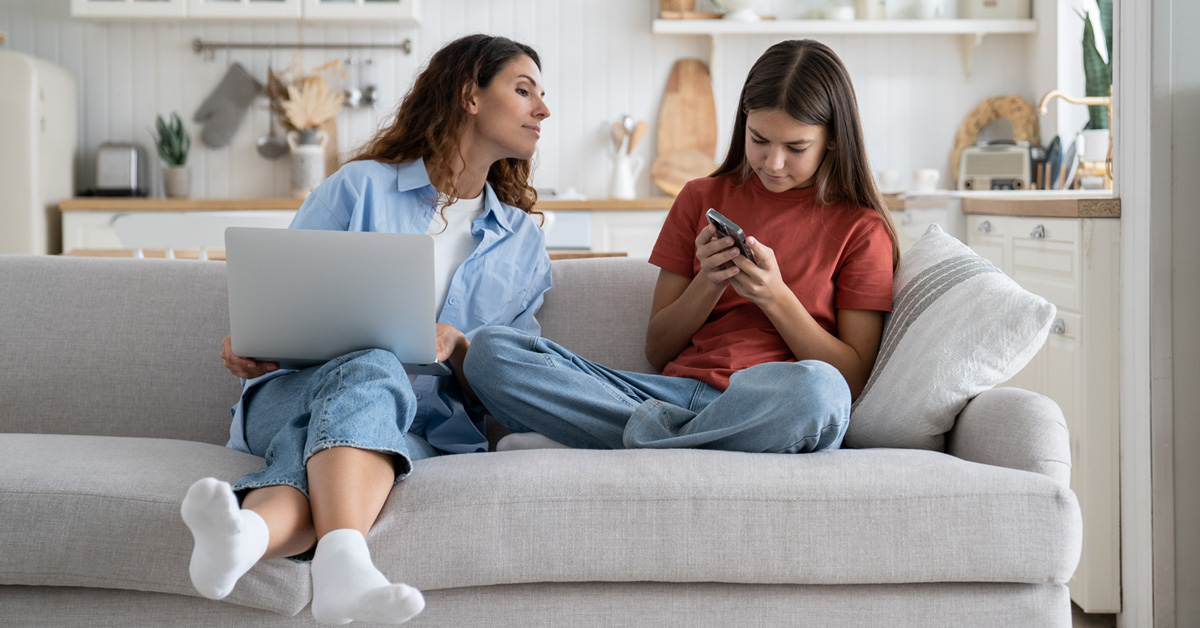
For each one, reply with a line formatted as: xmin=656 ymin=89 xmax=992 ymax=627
xmin=256 ymin=57 xmax=288 ymax=160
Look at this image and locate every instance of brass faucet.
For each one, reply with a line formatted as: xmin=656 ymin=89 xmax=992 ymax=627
xmin=1037 ymin=87 xmax=1114 ymax=184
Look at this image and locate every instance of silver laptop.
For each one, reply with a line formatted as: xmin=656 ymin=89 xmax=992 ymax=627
xmin=225 ymin=227 xmax=451 ymax=375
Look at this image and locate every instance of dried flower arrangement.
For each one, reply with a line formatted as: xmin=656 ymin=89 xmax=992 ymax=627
xmin=267 ymin=57 xmax=345 ymax=131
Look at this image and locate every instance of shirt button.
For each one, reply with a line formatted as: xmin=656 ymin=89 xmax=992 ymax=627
xmin=448 ymin=297 xmax=458 ymax=305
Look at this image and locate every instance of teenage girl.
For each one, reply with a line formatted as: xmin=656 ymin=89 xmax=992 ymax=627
xmin=464 ymin=39 xmax=898 ymax=455
xmin=180 ymin=34 xmax=551 ymax=625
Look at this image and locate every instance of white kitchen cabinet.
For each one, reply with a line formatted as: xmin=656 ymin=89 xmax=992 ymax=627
xmin=889 ymin=206 xmax=950 ymax=254
xmin=186 ymin=0 xmax=302 ymax=19
xmin=71 ymin=0 xmax=187 ymax=19
xmin=301 ymin=0 xmax=417 ymax=21
xmin=966 ymin=214 xmax=1120 ymax=614
xmin=71 ymin=0 xmax=416 ymax=22
xmin=590 ymin=210 xmax=669 ymax=259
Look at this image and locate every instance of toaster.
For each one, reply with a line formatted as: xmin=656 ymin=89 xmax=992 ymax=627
xmin=958 ymin=141 xmax=1031 ymax=191
xmin=94 ymin=142 xmax=149 ymax=196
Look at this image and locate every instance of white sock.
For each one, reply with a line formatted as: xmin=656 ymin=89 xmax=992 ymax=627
xmin=179 ymin=477 xmax=269 ymax=600
xmin=310 ymin=529 xmax=425 ymax=625
xmin=496 ymin=432 xmax=572 ymax=451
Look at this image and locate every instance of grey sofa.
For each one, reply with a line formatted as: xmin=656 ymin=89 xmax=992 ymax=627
xmin=0 ymin=254 xmax=1081 ymax=627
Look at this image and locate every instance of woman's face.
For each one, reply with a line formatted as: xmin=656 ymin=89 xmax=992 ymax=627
xmin=744 ymin=108 xmax=832 ymax=192
xmin=465 ymin=54 xmax=551 ymax=162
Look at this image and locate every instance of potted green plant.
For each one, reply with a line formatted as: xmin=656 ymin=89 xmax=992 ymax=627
xmin=152 ymin=112 xmax=192 ymax=198
xmin=1080 ymin=0 xmax=1112 ymax=162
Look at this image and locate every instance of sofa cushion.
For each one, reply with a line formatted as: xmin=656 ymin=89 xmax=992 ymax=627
xmin=370 ymin=447 xmax=1081 ymax=590
xmin=0 ymin=433 xmax=309 ymax=615
xmin=0 ymin=256 xmax=242 ymax=445
xmin=847 ymin=224 xmax=1056 ymax=450
xmin=538 ymin=257 xmax=659 ymax=374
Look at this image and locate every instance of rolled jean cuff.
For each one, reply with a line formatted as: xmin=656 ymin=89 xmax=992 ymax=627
xmin=304 ymin=440 xmax=416 ymax=483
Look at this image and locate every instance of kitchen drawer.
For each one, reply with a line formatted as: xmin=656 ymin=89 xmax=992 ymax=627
xmin=1009 ymin=217 xmax=1079 ymax=245
xmin=967 ymin=215 xmax=1007 ymax=238
xmin=1012 ymin=240 xmax=1079 ymax=312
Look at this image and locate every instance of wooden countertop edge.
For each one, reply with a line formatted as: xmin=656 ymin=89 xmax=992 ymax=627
xmin=59 ymin=198 xmax=677 ymax=212
xmin=60 ymin=248 xmax=628 ymax=261
xmin=961 ymin=197 xmax=1121 ymax=218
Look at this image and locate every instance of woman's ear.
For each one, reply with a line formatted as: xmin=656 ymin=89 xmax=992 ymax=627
xmin=461 ymin=82 xmax=479 ymax=115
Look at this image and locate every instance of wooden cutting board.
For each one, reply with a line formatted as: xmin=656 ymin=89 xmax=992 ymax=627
xmin=652 ymin=59 xmax=719 ymax=196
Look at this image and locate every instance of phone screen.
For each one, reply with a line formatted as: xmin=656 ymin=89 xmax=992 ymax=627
xmin=705 ymin=208 xmax=758 ymax=265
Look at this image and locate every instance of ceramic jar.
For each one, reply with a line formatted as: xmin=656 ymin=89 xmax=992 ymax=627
xmin=287 ymin=128 xmax=328 ymax=199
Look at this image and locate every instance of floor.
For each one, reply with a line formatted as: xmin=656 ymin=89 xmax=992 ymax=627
xmin=1073 ymin=603 xmax=1117 ymax=628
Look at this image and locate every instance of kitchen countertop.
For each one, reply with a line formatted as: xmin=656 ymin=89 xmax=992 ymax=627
xmin=59 ymin=198 xmax=676 ymax=212
xmin=60 ymin=192 xmax=1118 ymax=218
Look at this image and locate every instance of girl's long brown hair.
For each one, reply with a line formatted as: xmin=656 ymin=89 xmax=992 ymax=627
xmin=349 ymin=34 xmax=541 ymax=214
xmin=712 ymin=39 xmax=900 ymax=267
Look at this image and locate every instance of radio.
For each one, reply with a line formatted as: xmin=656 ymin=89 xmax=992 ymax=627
xmin=958 ymin=141 xmax=1031 ymax=191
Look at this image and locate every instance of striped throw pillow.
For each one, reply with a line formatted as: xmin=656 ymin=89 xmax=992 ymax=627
xmin=845 ymin=224 xmax=1056 ymax=451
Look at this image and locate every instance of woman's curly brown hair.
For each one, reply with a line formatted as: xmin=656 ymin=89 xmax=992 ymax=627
xmin=349 ymin=34 xmax=541 ymax=216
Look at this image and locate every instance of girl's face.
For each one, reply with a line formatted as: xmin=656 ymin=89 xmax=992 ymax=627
xmin=744 ymin=108 xmax=833 ymax=192
xmin=465 ymin=55 xmax=551 ymax=162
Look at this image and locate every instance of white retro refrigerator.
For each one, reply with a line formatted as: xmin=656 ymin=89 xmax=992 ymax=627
xmin=0 ymin=50 xmax=77 ymax=255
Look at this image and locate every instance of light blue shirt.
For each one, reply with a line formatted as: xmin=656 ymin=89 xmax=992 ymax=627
xmin=227 ymin=158 xmax=553 ymax=455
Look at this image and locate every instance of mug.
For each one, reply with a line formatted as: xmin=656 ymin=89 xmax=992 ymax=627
xmin=876 ymin=170 xmax=900 ymax=192
xmin=913 ymin=168 xmax=940 ymax=192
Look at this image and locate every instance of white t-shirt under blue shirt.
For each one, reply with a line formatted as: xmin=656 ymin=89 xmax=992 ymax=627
xmin=428 ymin=193 xmax=485 ymax=318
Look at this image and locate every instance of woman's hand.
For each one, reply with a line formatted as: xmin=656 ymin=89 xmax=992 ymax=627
xmin=220 ymin=335 xmax=279 ymax=379
xmin=695 ymin=224 xmax=744 ymax=289
xmin=436 ymin=323 xmax=468 ymax=363
xmin=728 ymin=237 xmax=790 ymax=308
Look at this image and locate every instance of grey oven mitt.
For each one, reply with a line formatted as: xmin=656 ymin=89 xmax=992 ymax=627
xmin=194 ymin=62 xmax=263 ymax=148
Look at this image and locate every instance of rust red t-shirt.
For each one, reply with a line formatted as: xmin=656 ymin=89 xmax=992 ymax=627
xmin=647 ymin=173 xmax=895 ymax=391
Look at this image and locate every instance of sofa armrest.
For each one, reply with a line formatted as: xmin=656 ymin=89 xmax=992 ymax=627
xmin=944 ymin=387 xmax=1071 ymax=486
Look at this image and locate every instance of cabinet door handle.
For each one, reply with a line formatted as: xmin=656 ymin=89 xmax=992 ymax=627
xmin=978 ymin=220 xmax=991 ymax=233
xmin=1030 ymin=224 xmax=1046 ymax=239
xmin=1050 ymin=318 xmax=1066 ymax=334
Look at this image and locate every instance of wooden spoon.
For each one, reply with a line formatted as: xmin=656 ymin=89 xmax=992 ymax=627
xmin=626 ymin=121 xmax=648 ymax=155
xmin=610 ymin=121 xmax=627 ymax=153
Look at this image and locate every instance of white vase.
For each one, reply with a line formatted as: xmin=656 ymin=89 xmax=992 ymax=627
xmin=162 ymin=165 xmax=191 ymax=198
xmin=287 ymin=129 xmax=329 ymax=199
xmin=608 ymin=153 xmax=644 ymax=200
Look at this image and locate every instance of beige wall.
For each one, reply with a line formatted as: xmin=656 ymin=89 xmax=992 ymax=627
xmin=1172 ymin=0 xmax=1200 ymax=623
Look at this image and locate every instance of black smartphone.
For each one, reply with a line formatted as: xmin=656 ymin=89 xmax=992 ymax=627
xmin=705 ymin=208 xmax=758 ymax=265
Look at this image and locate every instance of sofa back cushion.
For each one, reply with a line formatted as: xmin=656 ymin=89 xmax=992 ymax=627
xmin=0 ymin=255 xmax=662 ymax=444
xmin=538 ymin=257 xmax=659 ymax=374
xmin=0 ymin=256 xmax=241 ymax=444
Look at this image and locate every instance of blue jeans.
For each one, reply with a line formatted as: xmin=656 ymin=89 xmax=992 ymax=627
xmin=232 ymin=349 xmax=440 ymax=498
xmin=463 ymin=326 xmax=851 ymax=453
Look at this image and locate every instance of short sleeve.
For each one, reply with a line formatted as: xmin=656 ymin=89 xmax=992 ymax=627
xmin=834 ymin=214 xmax=894 ymax=312
xmin=648 ymin=182 xmax=702 ymax=278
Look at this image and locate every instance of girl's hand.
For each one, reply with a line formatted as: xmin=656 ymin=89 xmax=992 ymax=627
xmin=220 ymin=335 xmax=279 ymax=379
xmin=436 ymin=323 xmax=468 ymax=363
xmin=695 ymin=224 xmax=744 ymax=288
xmin=729 ymin=237 xmax=789 ymax=307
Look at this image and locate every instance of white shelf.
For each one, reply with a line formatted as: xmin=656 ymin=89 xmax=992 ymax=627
xmin=651 ymin=18 xmax=1037 ymax=36
xmin=653 ymin=18 xmax=1037 ymax=80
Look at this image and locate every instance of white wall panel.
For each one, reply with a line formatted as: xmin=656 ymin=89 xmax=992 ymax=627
xmin=1 ymin=0 xmax=1033 ymax=201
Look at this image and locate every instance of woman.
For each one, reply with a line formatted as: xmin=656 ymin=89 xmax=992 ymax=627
xmin=180 ymin=34 xmax=551 ymax=626
xmin=465 ymin=39 xmax=898 ymax=455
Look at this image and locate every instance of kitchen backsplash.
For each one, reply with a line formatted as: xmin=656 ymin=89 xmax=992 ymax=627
xmin=2 ymin=0 xmax=1031 ymax=199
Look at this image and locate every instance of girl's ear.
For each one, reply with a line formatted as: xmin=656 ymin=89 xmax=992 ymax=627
xmin=461 ymin=83 xmax=480 ymax=115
